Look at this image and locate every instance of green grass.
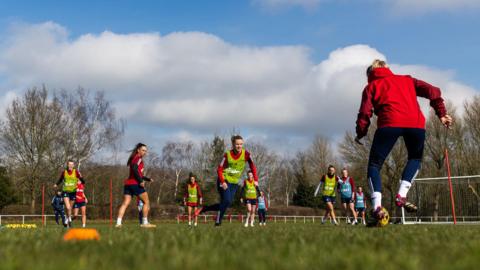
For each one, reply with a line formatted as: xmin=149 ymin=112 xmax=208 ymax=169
xmin=1 ymin=221 xmax=479 ymax=270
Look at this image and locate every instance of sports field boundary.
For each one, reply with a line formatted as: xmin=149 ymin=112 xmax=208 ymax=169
xmin=2 ymin=214 xmax=480 ymax=226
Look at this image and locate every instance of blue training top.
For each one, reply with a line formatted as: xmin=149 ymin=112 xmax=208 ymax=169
xmin=339 ymin=177 xmax=353 ymax=198
xmin=355 ymin=192 xmax=365 ymax=208
xmin=258 ymin=196 xmax=266 ymax=210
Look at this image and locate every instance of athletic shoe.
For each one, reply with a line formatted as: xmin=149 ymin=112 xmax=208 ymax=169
xmin=395 ymin=194 xmax=418 ymax=213
xmin=194 ymin=207 xmax=203 ymax=217
xmin=250 ymin=222 xmax=254 ymax=227
xmin=333 ymin=220 xmax=339 ymax=226
xmin=188 ymin=221 xmax=192 ymax=226
xmin=244 ymin=222 xmax=248 ymax=227
xmin=194 ymin=222 xmax=197 ymax=227
xmin=367 ymin=207 xmax=390 ymax=227
xmin=346 ymin=218 xmax=351 ymax=224
xmin=115 ymin=224 xmax=122 ymax=228
xmin=321 ymin=217 xmax=326 ymax=224
xmin=140 ymin=223 xmax=157 ymax=228
xmin=214 ymin=222 xmax=221 ymax=227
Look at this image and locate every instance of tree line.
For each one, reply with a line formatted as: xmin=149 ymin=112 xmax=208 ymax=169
xmin=1 ymin=86 xmax=479 ymax=218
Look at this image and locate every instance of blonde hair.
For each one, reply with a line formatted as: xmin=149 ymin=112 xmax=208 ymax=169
xmin=366 ymin=59 xmax=388 ymax=76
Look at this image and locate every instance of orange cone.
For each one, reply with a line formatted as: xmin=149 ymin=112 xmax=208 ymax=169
xmin=63 ymin=228 xmax=100 ymax=241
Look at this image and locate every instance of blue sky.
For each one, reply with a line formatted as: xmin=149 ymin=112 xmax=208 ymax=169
xmin=0 ymin=0 xmax=479 ymax=155
xmin=1 ymin=0 xmax=478 ymax=86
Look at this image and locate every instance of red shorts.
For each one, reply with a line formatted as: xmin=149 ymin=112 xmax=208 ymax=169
xmin=186 ymin=202 xmax=198 ymax=207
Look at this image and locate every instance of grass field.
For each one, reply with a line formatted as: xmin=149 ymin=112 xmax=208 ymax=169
xmin=1 ymin=221 xmax=479 ymax=270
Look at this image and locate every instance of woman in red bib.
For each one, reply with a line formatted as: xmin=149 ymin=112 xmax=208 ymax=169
xmin=73 ymin=180 xmax=88 ymax=228
xmin=116 ymin=143 xmax=155 ymax=228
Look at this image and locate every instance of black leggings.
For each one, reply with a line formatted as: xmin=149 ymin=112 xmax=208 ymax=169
xmin=258 ymin=209 xmax=267 ymax=223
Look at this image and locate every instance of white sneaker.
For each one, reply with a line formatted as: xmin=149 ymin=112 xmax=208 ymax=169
xmin=188 ymin=221 xmax=192 ymax=226
xmin=321 ymin=218 xmax=326 ymax=224
xmin=115 ymin=224 xmax=122 ymax=228
xmin=346 ymin=218 xmax=351 ymax=224
xmin=244 ymin=222 xmax=248 ymax=227
xmin=333 ymin=220 xmax=339 ymax=226
xmin=194 ymin=222 xmax=197 ymax=227
xmin=250 ymin=222 xmax=254 ymax=227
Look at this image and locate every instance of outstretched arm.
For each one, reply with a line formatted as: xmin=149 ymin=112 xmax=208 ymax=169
xmin=355 ymin=85 xmax=374 ymax=141
xmin=246 ymin=152 xmax=259 ymax=184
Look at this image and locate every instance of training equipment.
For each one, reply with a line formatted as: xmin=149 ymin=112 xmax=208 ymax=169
xmin=140 ymin=223 xmax=156 ymax=228
xmin=401 ymin=175 xmax=480 ymax=224
xmin=4 ymin=224 xmax=37 ymax=229
xmin=63 ymin=228 xmax=100 ymax=241
xmin=367 ymin=207 xmax=390 ymax=227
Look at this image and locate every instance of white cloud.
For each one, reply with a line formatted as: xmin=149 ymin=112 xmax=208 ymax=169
xmin=0 ymin=22 xmax=477 ymax=152
xmin=0 ymin=91 xmax=18 ymax=119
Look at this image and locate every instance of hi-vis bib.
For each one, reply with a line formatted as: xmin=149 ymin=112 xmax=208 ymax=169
xmin=244 ymin=180 xmax=257 ymax=199
xmin=322 ymin=175 xmax=337 ymax=197
xmin=340 ymin=177 xmax=352 ymax=198
xmin=187 ymin=184 xmax=198 ymax=203
xmin=223 ymin=149 xmax=246 ymax=184
xmin=355 ymin=192 xmax=365 ymax=208
xmin=63 ymin=169 xmax=79 ymax=192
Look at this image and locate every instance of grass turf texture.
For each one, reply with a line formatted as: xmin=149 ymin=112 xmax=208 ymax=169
xmin=1 ymin=222 xmax=479 ymax=270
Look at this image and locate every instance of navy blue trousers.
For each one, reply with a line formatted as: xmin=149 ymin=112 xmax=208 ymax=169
xmin=201 ymin=180 xmax=239 ymax=224
xmin=368 ymin=127 xmax=425 ymax=193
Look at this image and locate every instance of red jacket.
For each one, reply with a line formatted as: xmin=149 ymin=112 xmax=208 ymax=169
xmin=124 ymin=154 xmax=144 ymax=186
xmin=356 ymin=67 xmax=447 ymax=139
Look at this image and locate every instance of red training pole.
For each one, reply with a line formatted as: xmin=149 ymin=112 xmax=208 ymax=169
xmin=445 ymin=148 xmax=457 ymax=225
xmin=109 ymin=179 xmax=113 ymax=226
xmin=41 ymin=184 xmax=45 ymax=226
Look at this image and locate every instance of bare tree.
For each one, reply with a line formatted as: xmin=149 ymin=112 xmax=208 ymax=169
xmin=53 ymin=88 xmax=124 ymax=169
xmin=423 ymin=104 xmax=462 ymax=220
xmin=161 ymin=141 xmax=196 ymax=200
xmin=0 ymin=86 xmax=125 ymax=213
xmin=462 ymin=96 xmax=480 ymax=174
xmin=0 ymin=87 xmax=64 ymax=213
xmin=246 ymin=141 xmax=279 ymax=190
xmin=306 ymin=135 xmax=336 ymax=184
